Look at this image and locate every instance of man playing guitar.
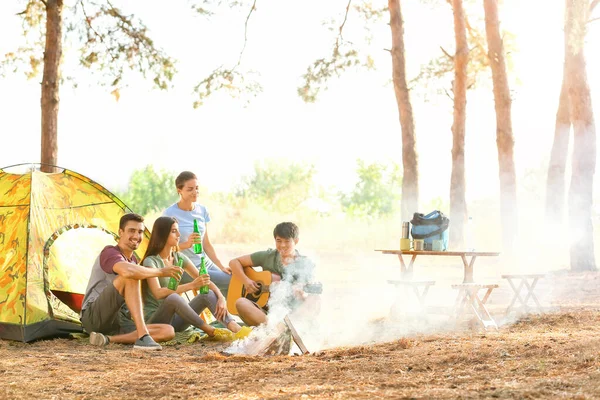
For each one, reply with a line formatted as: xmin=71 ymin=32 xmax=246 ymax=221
xmin=228 ymin=222 xmax=318 ymax=326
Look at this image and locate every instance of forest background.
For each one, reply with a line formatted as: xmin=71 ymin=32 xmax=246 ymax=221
xmin=1 ymin=0 xmax=599 ymax=273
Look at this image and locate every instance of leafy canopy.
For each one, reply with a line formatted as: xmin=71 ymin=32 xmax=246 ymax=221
xmin=340 ymin=159 xmax=402 ymax=218
xmin=236 ymin=159 xmax=317 ymax=213
xmin=1 ymin=0 xmax=176 ymax=100
xmin=118 ymin=165 xmax=177 ymax=216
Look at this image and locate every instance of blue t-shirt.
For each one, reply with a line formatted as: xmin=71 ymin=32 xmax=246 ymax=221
xmin=163 ymin=203 xmax=213 ymax=267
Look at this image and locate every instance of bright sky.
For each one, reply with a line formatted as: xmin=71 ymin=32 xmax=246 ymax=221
xmin=0 ymin=0 xmax=599 ymax=204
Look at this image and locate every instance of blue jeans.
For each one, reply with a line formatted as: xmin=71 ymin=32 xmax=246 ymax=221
xmin=206 ymin=264 xmax=231 ymax=298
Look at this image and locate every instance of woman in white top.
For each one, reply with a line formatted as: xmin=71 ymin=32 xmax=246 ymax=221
xmin=163 ymin=171 xmax=232 ymax=297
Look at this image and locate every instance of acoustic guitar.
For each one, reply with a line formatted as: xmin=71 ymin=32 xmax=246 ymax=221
xmin=226 ymin=267 xmax=322 ymax=315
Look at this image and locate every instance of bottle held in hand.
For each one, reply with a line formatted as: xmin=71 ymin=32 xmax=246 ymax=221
xmin=198 ymin=256 xmax=209 ymax=295
xmin=167 ymin=256 xmax=185 ymax=291
xmin=193 ymin=219 xmax=203 ymax=254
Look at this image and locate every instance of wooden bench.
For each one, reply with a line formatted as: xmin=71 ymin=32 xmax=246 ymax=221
xmin=388 ymin=280 xmax=436 ymax=313
xmin=501 ymin=274 xmax=545 ymax=315
xmin=451 ymin=283 xmax=499 ymax=330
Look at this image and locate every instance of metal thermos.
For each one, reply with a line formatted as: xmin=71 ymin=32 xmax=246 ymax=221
xmin=402 ymin=221 xmax=410 ymax=239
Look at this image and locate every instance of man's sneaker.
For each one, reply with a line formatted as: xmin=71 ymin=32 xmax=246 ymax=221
xmin=89 ymin=332 xmax=109 ymax=346
xmin=133 ymin=334 xmax=162 ymax=351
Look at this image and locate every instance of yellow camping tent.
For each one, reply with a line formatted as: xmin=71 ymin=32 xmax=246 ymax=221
xmin=0 ymin=164 xmax=149 ymax=342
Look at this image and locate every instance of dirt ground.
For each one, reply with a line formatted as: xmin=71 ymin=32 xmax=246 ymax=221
xmin=1 ymin=272 xmax=600 ymax=399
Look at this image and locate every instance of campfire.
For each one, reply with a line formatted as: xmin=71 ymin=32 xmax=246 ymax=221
xmin=240 ymin=315 xmax=309 ymax=356
xmin=227 ymin=256 xmax=321 ymax=356
xmin=227 ymin=285 xmax=321 ymax=356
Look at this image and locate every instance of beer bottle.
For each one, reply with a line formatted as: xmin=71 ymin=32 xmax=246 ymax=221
xmin=193 ymin=219 xmax=203 ymax=254
xmin=198 ymin=256 xmax=209 ymax=295
xmin=167 ymin=256 xmax=185 ymax=291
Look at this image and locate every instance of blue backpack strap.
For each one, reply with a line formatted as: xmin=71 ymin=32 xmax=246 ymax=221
xmin=411 ymin=223 xmax=449 ymax=239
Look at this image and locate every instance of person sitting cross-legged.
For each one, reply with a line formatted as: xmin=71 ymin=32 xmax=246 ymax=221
xmin=229 ymin=222 xmax=318 ymax=327
xmin=80 ymin=213 xmax=181 ymax=350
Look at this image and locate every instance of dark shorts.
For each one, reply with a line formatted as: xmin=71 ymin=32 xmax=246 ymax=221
xmin=80 ymin=284 xmax=126 ymax=335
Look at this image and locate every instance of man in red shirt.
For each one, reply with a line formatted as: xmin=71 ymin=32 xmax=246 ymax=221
xmin=80 ymin=213 xmax=182 ymax=350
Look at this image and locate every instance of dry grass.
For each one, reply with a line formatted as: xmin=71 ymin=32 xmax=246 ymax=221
xmin=5 ymin=206 xmax=600 ymax=398
xmin=1 ymin=307 xmax=600 ymax=399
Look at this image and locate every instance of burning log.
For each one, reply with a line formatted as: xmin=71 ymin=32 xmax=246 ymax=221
xmin=284 ymin=315 xmax=309 ymax=354
xmin=229 ymin=283 xmax=322 ymax=357
xmin=242 ymin=315 xmax=307 ymax=356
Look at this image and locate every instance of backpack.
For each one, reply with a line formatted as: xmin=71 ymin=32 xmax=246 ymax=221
xmin=410 ymin=210 xmax=450 ymax=251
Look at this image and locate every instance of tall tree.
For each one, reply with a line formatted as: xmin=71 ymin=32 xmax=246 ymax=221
xmin=545 ymin=64 xmax=571 ymax=223
xmin=389 ymin=0 xmax=419 ymax=221
xmin=2 ymin=0 xmax=176 ymax=172
xmin=413 ymin=2 xmax=497 ymax=95
xmin=546 ymin=0 xmax=599 ymax=236
xmin=296 ymin=1 xmax=418 ymax=221
xmin=565 ymin=0 xmax=597 ymax=271
xmin=449 ymin=0 xmax=468 ymax=249
xmin=41 ymin=0 xmax=63 ymax=173
xmin=410 ymin=1 xmax=515 ymax=249
xmin=482 ymin=0 xmax=517 ymax=252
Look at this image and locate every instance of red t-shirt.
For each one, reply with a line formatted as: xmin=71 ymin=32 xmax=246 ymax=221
xmin=99 ymin=245 xmax=139 ymax=274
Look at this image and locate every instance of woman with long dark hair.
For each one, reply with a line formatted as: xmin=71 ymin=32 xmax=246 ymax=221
xmin=122 ymin=216 xmax=250 ymax=339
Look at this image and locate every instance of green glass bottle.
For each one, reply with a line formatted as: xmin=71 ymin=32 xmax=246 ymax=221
xmin=167 ymin=256 xmax=185 ymax=291
xmin=193 ymin=219 xmax=203 ymax=254
xmin=198 ymin=256 xmax=209 ymax=295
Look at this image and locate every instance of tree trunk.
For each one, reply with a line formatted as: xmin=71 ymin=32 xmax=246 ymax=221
xmin=449 ymin=0 xmax=468 ymax=249
xmin=483 ymin=0 xmax=518 ymax=252
xmin=545 ymin=67 xmax=571 ymax=223
xmin=40 ymin=0 xmax=63 ymax=173
xmin=565 ymin=0 xmax=597 ymax=271
xmin=388 ymin=0 xmax=419 ymax=221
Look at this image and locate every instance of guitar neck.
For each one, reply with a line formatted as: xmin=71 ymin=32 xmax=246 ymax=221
xmin=263 ymin=283 xmax=322 ymax=294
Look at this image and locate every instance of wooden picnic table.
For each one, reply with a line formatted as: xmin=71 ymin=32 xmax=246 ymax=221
xmin=375 ymin=250 xmax=501 ymax=283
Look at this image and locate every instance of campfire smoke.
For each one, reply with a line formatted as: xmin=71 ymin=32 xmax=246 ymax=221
xmin=224 ymin=205 xmax=585 ymax=357
xmin=225 ymin=257 xmax=317 ymax=356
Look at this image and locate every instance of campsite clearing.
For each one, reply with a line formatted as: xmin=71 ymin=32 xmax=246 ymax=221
xmin=1 ymin=273 xmax=600 ymax=399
